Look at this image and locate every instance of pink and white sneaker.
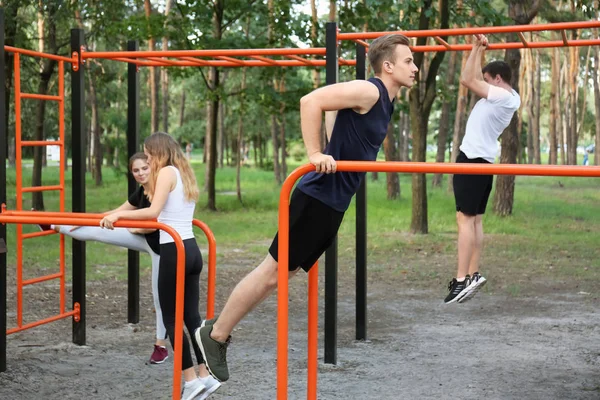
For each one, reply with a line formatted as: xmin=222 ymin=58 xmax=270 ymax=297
xmin=149 ymin=344 xmax=168 ymax=364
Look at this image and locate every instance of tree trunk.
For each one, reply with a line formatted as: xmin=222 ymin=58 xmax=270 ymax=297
xmin=204 ymin=1 xmax=223 ymax=210
xmin=524 ymin=48 xmax=534 ymax=164
xmin=3 ymin=3 xmax=18 ymax=168
xmin=567 ymin=36 xmax=579 ymax=164
xmin=279 ymin=77 xmax=287 ymax=179
xmin=493 ymin=45 xmax=522 ymax=216
xmin=161 ymin=0 xmax=173 ymax=133
xmin=329 ymin=0 xmax=336 ymax=21
xmin=237 ymin=64 xmax=248 ymax=203
xmin=448 ymin=46 xmax=470 ymax=193
xmin=89 ymin=72 xmax=102 ymax=186
xmin=203 ymin=103 xmax=208 ymax=165
xmin=409 ymin=0 xmax=449 ymax=234
xmin=179 ymin=90 xmax=185 ymax=127
xmin=432 ymin=39 xmax=457 ymax=187
xmin=217 ymin=72 xmax=227 ymax=168
xmin=32 ymin=2 xmax=58 ymax=210
xmin=533 ymin=50 xmax=541 ymax=164
xmin=559 ymin=56 xmax=567 ymax=164
xmin=383 ymin=123 xmax=400 ymax=199
xmin=401 ymin=97 xmax=410 ymax=161
xmin=205 ymin=68 xmax=219 ymax=210
xmin=549 ymin=44 xmax=559 ymax=165
xmin=492 ymin=1 xmax=540 ymax=216
xmin=144 ymin=0 xmax=159 ymax=132
xmin=576 ymin=45 xmax=592 ymax=152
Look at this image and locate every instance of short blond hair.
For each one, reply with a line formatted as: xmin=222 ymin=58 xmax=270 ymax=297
xmin=368 ymin=34 xmax=411 ymax=74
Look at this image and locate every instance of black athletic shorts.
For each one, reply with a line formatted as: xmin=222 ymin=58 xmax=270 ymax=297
xmin=269 ymin=188 xmax=345 ymax=272
xmin=453 ymin=151 xmax=494 ymax=216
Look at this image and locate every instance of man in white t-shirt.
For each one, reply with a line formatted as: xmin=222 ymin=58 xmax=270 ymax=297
xmin=445 ymin=34 xmax=521 ymax=304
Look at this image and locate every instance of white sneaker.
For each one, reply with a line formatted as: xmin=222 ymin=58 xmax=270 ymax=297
xmin=181 ymin=378 xmax=206 ymax=400
xmin=458 ymin=272 xmax=487 ymax=304
xmin=195 ymin=375 xmax=222 ymax=399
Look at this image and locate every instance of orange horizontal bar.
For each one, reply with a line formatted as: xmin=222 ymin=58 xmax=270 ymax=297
xmin=21 ymin=93 xmax=61 ymax=101
xmin=0 ymin=215 xmax=163 ymax=230
xmin=216 ymin=56 xmax=248 ymax=65
xmin=408 ymin=39 xmax=600 ymax=52
xmin=561 ymin=31 xmax=569 ymax=46
xmin=4 ymin=46 xmax=74 ymax=62
xmin=339 ymin=58 xmax=356 ymax=66
xmin=310 ymin=161 xmax=600 ymax=177
xmin=22 ymin=230 xmax=56 ymax=239
xmin=84 ymin=47 xmax=326 ymax=60
xmin=146 ymin=56 xmax=191 ymax=67
xmin=6 ymin=309 xmax=78 ymax=335
xmin=21 ymin=140 xmax=62 ymax=147
xmin=21 ymin=185 xmax=62 ymax=193
xmin=23 ymin=272 xmax=62 ymax=286
xmin=179 ymin=56 xmax=211 ymax=66
xmin=249 ymin=55 xmax=279 ymax=65
xmin=3 ymin=210 xmax=105 ymax=219
xmin=337 ymin=20 xmax=600 ymax=40
xmin=353 ymin=39 xmax=370 ymax=48
xmin=517 ymin=32 xmax=529 ymax=47
xmin=112 ymin=57 xmax=328 ymax=68
xmin=434 ymin=36 xmax=452 ymax=50
xmin=284 ymin=55 xmax=318 ymax=66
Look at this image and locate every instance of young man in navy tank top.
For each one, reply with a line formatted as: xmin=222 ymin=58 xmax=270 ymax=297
xmin=196 ymin=34 xmax=418 ymax=383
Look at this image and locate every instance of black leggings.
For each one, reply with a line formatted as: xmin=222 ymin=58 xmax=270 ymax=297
xmin=158 ymin=238 xmax=204 ymax=370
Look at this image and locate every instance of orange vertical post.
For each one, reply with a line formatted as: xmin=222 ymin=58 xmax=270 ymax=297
xmin=307 ymin=262 xmax=319 ymax=400
xmin=58 ymin=60 xmax=66 ymax=313
xmin=13 ymin=53 xmax=23 ymax=327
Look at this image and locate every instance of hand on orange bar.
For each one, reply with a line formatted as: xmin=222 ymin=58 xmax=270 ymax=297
xmin=309 ymin=152 xmax=337 ymax=174
xmin=99 ymin=212 xmax=120 ymax=230
xmin=473 ymin=34 xmax=489 ymax=48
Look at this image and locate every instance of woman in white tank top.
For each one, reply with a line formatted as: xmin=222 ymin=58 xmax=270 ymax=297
xmin=100 ymin=132 xmax=220 ymax=400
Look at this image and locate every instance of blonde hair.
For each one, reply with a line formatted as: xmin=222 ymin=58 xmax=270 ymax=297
xmin=368 ymin=34 xmax=411 ymax=74
xmin=144 ymin=132 xmax=199 ymax=202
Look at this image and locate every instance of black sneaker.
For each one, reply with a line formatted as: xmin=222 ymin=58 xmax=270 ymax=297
xmin=458 ymin=272 xmax=487 ymax=304
xmin=444 ymin=275 xmax=471 ymax=304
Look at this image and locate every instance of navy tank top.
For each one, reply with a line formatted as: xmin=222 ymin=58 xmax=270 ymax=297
xmin=296 ymin=77 xmax=394 ymax=212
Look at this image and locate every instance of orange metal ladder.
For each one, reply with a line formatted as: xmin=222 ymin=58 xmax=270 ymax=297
xmin=7 ymin=52 xmax=77 ymax=335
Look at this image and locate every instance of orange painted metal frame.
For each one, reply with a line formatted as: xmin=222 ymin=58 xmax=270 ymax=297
xmin=13 ymin=52 xmax=67 ymax=328
xmin=5 ymin=17 xmax=600 ymax=400
xmin=277 ymin=161 xmax=600 ymax=400
xmin=0 ymin=211 xmax=217 ymax=399
xmin=339 ymin=20 xmax=600 ymax=39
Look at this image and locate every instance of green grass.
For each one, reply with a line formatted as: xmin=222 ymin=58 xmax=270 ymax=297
xmin=5 ymin=161 xmax=600 ymax=294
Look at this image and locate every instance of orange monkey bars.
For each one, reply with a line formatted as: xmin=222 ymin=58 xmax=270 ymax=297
xmin=82 ymin=47 xmax=356 ymax=67
xmin=338 ymin=20 xmax=600 ymax=51
xmin=0 ymin=210 xmax=217 ymax=399
xmin=277 ymin=161 xmax=600 ymax=400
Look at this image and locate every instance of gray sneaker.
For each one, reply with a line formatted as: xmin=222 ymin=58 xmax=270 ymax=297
xmin=195 ymin=325 xmax=230 ymax=382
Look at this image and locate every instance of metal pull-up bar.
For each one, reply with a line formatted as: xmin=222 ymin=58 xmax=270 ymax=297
xmin=339 ymin=20 xmax=600 ymax=52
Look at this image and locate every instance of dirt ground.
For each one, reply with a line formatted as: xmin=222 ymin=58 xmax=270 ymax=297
xmin=1 ymin=257 xmax=599 ymax=400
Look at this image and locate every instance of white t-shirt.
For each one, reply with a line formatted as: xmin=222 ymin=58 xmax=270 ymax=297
xmin=158 ymin=166 xmax=196 ymax=244
xmin=460 ymin=85 xmax=521 ymax=163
